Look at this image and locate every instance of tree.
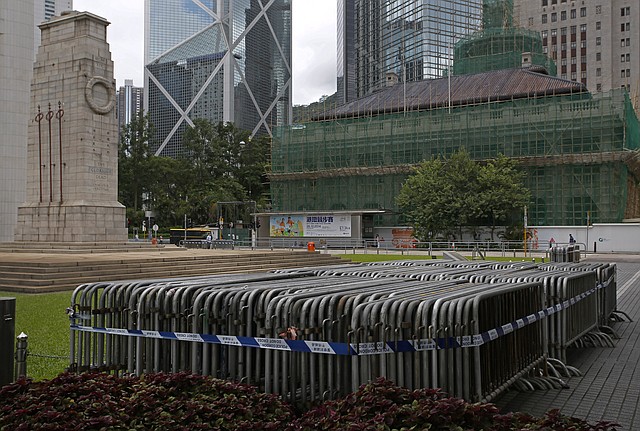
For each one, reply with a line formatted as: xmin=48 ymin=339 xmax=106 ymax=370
xmin=397 ymin=150 xmax=530 ymax=241
xmin=477 ymin=155 xmax=530 ymax=240
xmin=178 ymin=120 xmax=271 ymax=225
xmin=118 ymin=116 xmax=270 ymax=229
xmin=119 ymin=112 xmax=154 ymax=213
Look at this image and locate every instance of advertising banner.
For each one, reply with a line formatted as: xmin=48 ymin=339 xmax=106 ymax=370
xmin=269 ymin=214 xmax=351 ymax=238
xmin=305 ymin=215 xmax=352 ymax=237
xmin=270 ymin=216 xmax=305 ymax=237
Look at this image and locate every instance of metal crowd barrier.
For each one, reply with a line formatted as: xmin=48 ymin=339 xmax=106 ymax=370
xmin=182 ymin=239 xmax=235 ymax=249
xmin=68 ymin=259 xmax=617 ymax=406
xmin=550 ymin=245 xmax=580 ymax=263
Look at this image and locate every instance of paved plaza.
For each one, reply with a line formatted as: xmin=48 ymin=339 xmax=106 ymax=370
xmin=496 ymin=254 xmax=640 ymax=430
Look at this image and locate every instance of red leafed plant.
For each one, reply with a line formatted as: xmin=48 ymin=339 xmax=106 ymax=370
xmin=0 ymin=373 xmax=619 ymax=431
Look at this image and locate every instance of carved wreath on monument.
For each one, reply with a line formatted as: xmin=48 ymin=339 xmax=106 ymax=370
xmin=85 ymin=76 xmax=115 ymax=115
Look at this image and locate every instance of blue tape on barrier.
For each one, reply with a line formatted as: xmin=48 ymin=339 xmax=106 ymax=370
xmin=70 ymin=278 xmax=611 ymax=356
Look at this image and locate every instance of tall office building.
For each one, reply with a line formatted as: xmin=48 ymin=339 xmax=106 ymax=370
xmin=144 ymin=0 xmax=292 ymax=157
xmin=0 ymin=0 xmax=72 ymax=242
xmin=337 ymin=0 xmax=357 ymax=105
xmin=117 ymin=79 xmax=144 ymax=135
xmin=0 ymin=0 xmax=35 ymax=242
xmin=34 ymin=0 xmax=72 ymax=56
xmin=349 ymin=0 xmax=483 ymax=99
xmin=515 ymin=0 xmax=640 ymax=106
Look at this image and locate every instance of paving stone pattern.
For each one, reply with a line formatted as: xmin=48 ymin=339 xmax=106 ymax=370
xmin=496 ymin=257 xmax=640 ymax=430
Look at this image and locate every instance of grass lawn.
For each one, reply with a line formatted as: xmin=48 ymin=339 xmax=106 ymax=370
xmin=0 ymin=291 xmax=71 ymax=381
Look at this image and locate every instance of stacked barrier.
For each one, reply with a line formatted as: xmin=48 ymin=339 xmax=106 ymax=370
xmin=69 ymin=260 xmax=617 ymax=405
xmin=550 ymin=245 xmax=581 ymax=263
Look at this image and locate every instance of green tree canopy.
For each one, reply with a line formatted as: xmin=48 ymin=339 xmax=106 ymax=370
xmin=118 ymin=117 xmax=271 ymax=231
xmin=396 ymin=150 xmax=530 ymax=241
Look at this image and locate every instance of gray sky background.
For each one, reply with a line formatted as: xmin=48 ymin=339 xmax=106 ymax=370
xmin=72 ymin=1 xmax=337 ymax=105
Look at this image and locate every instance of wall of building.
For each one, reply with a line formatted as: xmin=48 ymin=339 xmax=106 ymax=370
xmin=0 ymin=0 xmax=34 ymax=242
xmin=515 ymin=0 xmax=640 ymax=108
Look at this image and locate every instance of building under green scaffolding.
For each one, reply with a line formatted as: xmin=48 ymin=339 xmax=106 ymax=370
xmin=271 ymin=72 xmax=640 ymax=228
xmin=268 ymin=0 xmax=640 ymax=236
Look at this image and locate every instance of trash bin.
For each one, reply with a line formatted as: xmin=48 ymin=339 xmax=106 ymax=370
xmin=307 ymin=242 xmax=315 ymax=252
xmin=0 ymin=298 xmax=15 ymax=386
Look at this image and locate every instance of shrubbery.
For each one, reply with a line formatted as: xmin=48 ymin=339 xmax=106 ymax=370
xmin=0 ymin=372 xmax=618 ymax=431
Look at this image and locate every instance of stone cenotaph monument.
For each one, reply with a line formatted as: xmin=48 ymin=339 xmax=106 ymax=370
xmin=15 ymin=11 xmax=127 ymax=243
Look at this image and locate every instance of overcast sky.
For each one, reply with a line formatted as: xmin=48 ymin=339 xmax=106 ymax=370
xmin=72 ymin=1 xmax=337 ymax=106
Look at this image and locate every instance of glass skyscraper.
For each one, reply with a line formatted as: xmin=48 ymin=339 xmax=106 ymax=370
xmin=35 ymin=0 xmax=72 ymax=55
xmin=344 ymin=0 xmax=483 ymax=99
xmin=144 ymin=0 xmax=292 ymax=157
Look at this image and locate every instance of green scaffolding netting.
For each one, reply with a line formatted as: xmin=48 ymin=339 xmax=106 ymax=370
xmin=272 ymin=88 xmax=640 ymax=226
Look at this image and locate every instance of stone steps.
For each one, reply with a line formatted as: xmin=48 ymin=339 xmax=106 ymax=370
xmin=0 ymin=250 xmax=347 ymax=293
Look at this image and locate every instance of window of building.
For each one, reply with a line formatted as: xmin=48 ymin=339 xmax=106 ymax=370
xmin=581 ymin=55 xmax=587 ymax=63
xmin=552 ymin=0 xmax=557 ymax=4
xmin=542 ymin=14 xmax=547 ymax=24
xmin=580 ymin=7 xmax=586 ymax=17
xmin=561 ymin=11 xmax=567 ymax=20
xmin=627 ymin=69 xmax=631 ymax=77
xmin=551 ymin=28 xmax=557 ymax=37
xmin=571 ymin=72 xmax=577 ymax=80
xmin=571 ymin=57 xmax=577 ymax=64
xmin=580 ymin=24 xmax=587 ymax=33
xmin=627 ymin=38 xmax=631 ymax=46
xmin=562 ymin=73 xmax=568 ymax=79
xmin=622 ymin=54 xmax=626 ymax=62
xmin=596 ymin=68 xmax=601 ymax=77
xmin=596 ymin=52 xmax=601 ymax=61
xmin=561 ymin=43 xmax=567 ymax=50
xmin=621 ymin=7 xmax=630 ymax=16
xmin=529 ymin=17 xmax=534 ymax=26
xmin=581 ymin=71 xmax=587 ymax=78
xmin=626 ymin=53 xmax=631 ymax=62
xmin=561 ymin=27 xmax=567 ymax=36
xmin=562 ymin=58 xmax=568 ymax=66
xmin=621 ymin=70 xmax=626 ymax=78
xmin=571 ymin=9 xmax=576 ymax=19
xmin=543 ymin=46 xmax=548 ymax=54
xmin=571 ymin=41 xmax=576 ymax=49
xmin=622 ymin=23 xmax=626 ymax=32
xmin=542 ymin=30 xmax=548 ymax=38
xmin=626 ymin=23 xmax=631 ymax=32
xmin=596 ymin=21 xmax=601 ymax=31
xmin=596 ymin=37 xmax=601 ymax=46
xmin=595 ymin=5 xmax=601 ymax=14
xmin=551 ymin=12 xmax=557 ymax=22
xmin=542 ymin=0 xmax=547 ymax=5
xmin=622 ymin=39 xmax=627 ymax=47
xmin=571 ymin=25 xmax=577 ymax=34
xmin=552 ymin=44 xmax=557 ymax=52
xmin=580 ymin=40 xmax=587 ymax=48
xmin=596 ymin=83 xmax=602 ymax=91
